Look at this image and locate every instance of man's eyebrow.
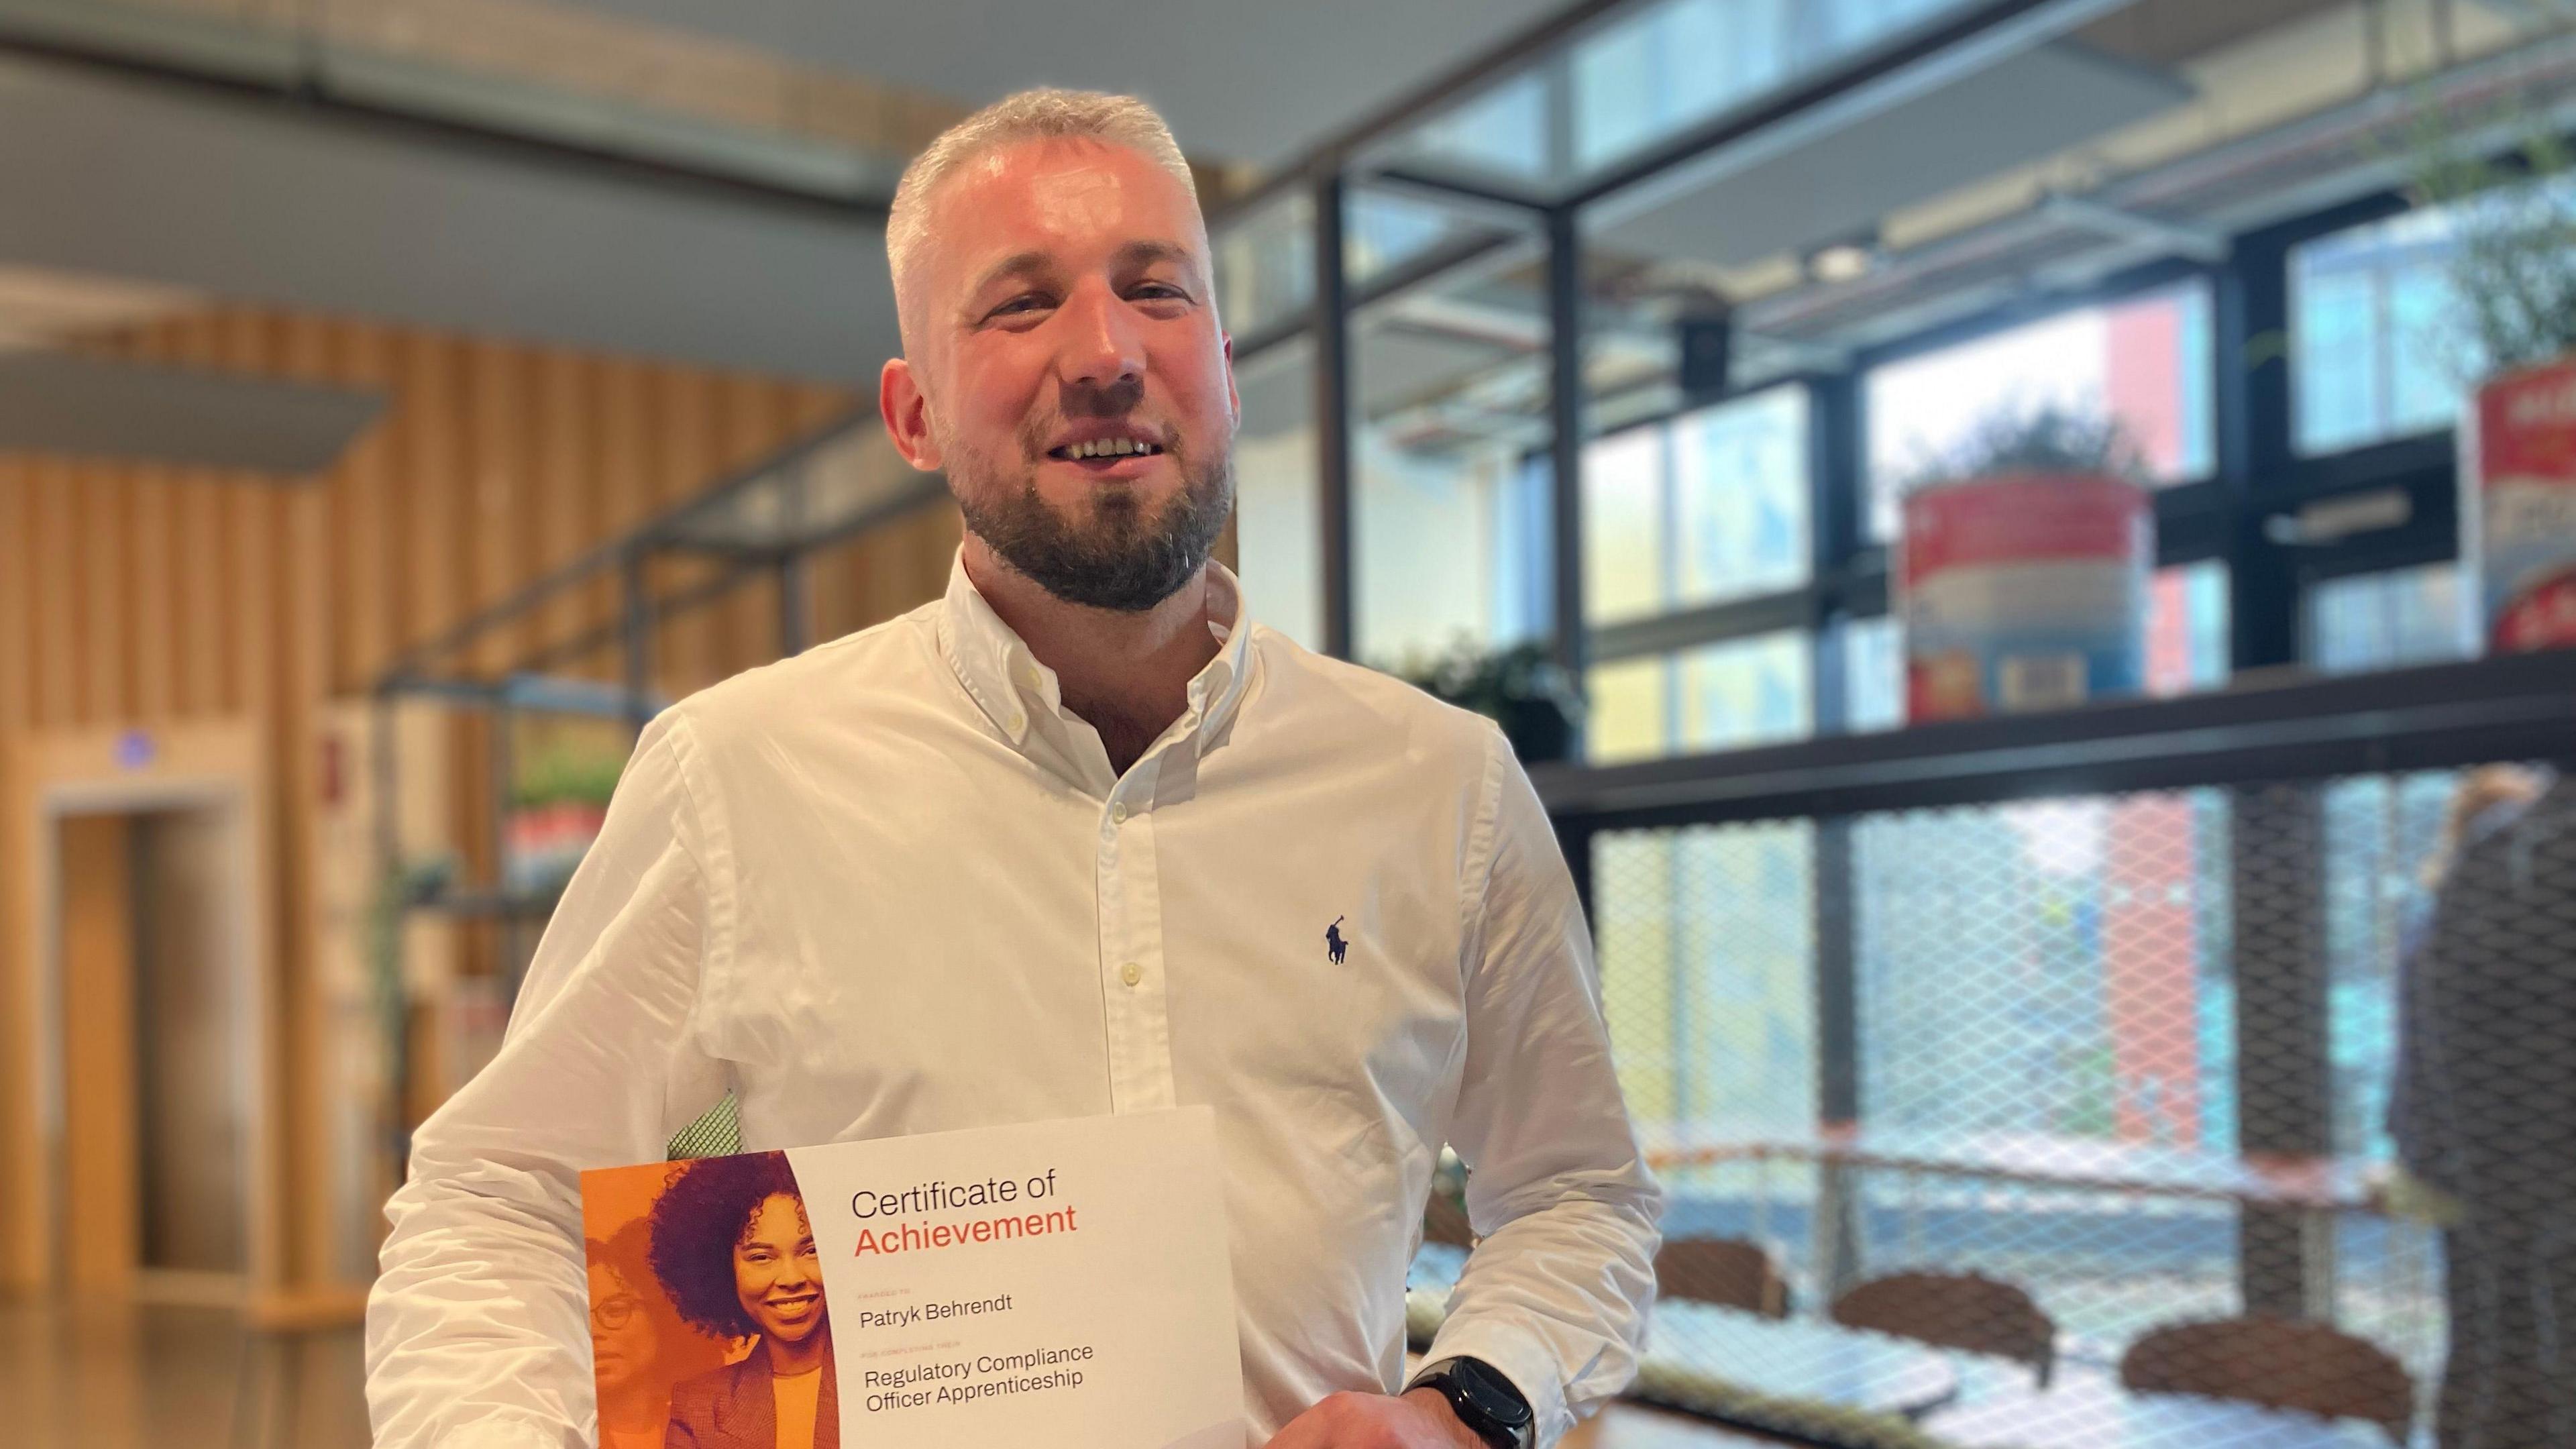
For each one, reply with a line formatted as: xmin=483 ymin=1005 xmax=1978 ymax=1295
xmin=963 ymin=250 xmax=1055 ymax=303
xmin=1114 ymin=239 xmax=1198 ymax=272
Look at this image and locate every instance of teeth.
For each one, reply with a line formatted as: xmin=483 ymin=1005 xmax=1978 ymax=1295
xmin=1061 ymin=438 xmax=1159 ymax=460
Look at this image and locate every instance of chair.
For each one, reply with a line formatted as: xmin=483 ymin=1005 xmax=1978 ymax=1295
xmin=1829 ymin=1271 xmax=2055 ymax=1385
xmin=1652 ymin=1236 xmax=1791 ymax=1319
xmin=2119 ymin=1315 xmax=2414 ymax=1444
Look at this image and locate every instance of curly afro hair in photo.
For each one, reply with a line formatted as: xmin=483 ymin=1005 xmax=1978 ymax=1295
xmin=646 ymin=1150 xmax=810 ymax=1340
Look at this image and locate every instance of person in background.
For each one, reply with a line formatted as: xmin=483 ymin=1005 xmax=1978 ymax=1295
xmin=2392 ymin=764 xmax=2576 ymax=1448
xmin=648 ymin=1153 xmax=834 ymax=1449
xmin=587 ymin=1220 xmax=732 ymax=1449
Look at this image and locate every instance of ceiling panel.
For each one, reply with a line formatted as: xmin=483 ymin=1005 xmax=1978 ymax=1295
xmin=0 ymin=350 xmax=381 ymax=473
xmin=0 ymin=55 xmax=899 ymax=379
xmin=1594 ymin=42 xmax=2192 ymax=272
xmin=555 ymin=0 xmax=1569 ymax=168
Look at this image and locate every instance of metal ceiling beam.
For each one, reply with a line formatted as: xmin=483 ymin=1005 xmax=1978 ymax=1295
xmin=2041 ymin=193 xmax=2228 ymax=263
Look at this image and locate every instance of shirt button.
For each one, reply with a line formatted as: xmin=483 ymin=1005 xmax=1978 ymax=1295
xmin=1110 ymin=802 xmax=1129 ymax=824
xmin=1007 ymin=711 xmax=1026 ymax=734
xmin=1120 ymin=962 xmax=1142 ymax=987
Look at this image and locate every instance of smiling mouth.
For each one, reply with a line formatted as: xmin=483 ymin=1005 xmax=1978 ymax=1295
xmin=766 ymin=1295 xmax=820 ymax=1318
xmin=1046 ymin=437 xmax=1165 ymax=463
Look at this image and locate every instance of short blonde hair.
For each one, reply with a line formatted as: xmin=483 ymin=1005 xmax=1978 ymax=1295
xmin=887 ymin=89 xmax=1198 ymax=341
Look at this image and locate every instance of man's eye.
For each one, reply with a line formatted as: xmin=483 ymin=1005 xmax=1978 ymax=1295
xmin=989 ymin=295 xmax=1053 ymax=319
xmin=1130 ymin=283 xmax=1189 ymax=303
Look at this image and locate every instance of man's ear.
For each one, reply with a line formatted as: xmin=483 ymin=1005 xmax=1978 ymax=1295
xmin=879 ymin=358 xmax=943 ymax=472
xmin=1222 ymin=331 xmax=1242 ymax=432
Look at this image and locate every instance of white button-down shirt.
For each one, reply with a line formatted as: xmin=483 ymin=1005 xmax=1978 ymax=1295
xmin=366 ymin=553 xmax=1661 ymax=1449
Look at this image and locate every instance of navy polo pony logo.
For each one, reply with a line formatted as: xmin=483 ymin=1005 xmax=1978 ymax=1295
xmin=1325 ymin=916 xmax=1349 ymax=965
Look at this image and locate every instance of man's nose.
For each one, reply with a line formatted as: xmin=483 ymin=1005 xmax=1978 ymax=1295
xmin=1057 ymin=280 xmax=1145 ymax=392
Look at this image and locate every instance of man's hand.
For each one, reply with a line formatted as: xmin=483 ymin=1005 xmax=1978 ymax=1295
xmin=1258 ymin=1388 xmax=1490 ymax=1449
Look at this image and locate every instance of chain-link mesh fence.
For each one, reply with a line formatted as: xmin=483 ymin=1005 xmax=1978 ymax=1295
xmin=1410 ymin=766 xmax=2574 ymax=1447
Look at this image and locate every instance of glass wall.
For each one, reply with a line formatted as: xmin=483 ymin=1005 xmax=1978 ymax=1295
xmin=1589 ymin=631 xmax=1813 ymax=763
xmin=1865 ymin=281 xmax=2214 ymax=539
xmin=2306 ymin=563 xmax=2471 ymax=674
xmin=1839 ymin=561 xmax=2230 ymax=734
xmin=1388 ymin=0 xmax=1986 ymax=189
xmin=2292 ymin=207 xmax=2475 ymax=456
xmin=1348 ymin=199 xmax=1552 ymax=666
xmin=1584 ymin=386 xmax=1810 ymax=628
xmin=1230 ymin=338 xmax=1326 ymax=650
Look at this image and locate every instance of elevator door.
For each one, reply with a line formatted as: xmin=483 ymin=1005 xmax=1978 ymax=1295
xmin=130 ymin=806 xmax=246 ymax=1278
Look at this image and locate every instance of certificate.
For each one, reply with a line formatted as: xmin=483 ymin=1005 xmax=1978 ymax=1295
xmin=581 ymin=1107 xmax=1244 ymax=1449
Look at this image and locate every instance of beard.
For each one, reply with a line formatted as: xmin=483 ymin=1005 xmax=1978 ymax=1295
xmin=948 ymin=429 xmax=1234 ymax=612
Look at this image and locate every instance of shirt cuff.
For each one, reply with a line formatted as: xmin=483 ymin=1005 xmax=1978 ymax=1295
xmin=1418 ymin=1321 xmax=1569 ymax=1448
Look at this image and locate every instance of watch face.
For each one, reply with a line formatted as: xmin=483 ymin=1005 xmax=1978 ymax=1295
xmin=1452 ymin=1359 xmax=1533 ymax=1428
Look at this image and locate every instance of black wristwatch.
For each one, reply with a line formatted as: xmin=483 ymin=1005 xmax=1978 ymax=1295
xmin=1407 ymin=1356 xmax=1534 ymax=1449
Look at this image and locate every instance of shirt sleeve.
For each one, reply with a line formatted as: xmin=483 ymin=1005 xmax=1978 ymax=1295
xmin=366 ymin=712 xmax=731 ymax=1449
xmin=1426 ymin=727 xmax=1664 ymax=1447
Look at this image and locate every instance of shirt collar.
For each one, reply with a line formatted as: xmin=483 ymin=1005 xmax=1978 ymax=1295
xmin=934 ymin=548 xmax=1258 ymax=759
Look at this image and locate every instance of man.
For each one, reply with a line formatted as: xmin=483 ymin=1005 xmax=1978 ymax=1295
xmin=366 ymin=89 xmax=1660 ymax=1449
xmin=2393 ymin=768 xmax=2576 ymax=1448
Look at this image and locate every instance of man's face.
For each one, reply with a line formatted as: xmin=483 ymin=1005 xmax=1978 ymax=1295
xmin=731 ymin=1193 xmax=826 ymax=1344
xmin=884 ymin=137 xmax=1238 ymax=611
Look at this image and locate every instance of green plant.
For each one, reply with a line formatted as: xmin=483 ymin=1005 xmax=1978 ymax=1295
xmin=510 ymin=741 xmax=626 ymax=809
xmin=2414 ymin=127 xmax=2576 ymax=377
xmin=1896 ymin=400 xmax=2145 ymax=496
xmin=1388 ymin=638 xmax=1586 ymax=763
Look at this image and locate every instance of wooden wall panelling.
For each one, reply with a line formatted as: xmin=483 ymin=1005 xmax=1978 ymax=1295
xmin=719 ymin=375 xmax=786 ymax=672
xmin=398 ymin=332 xmax=460 ymax=667
xmin=277 ymin=313 xmax=337 ymax=1285
xmin=537 ymin=350 xmax=596 ymax=676
xmin=330 ymin=321 xmax=396 ymax=698
xmin=129 ymin=466 xmax=176 ymax=722
xmin=0 ymin=300 xmax=938 ymax=1293
xmin=58 ymin=811 xmax=140 ymax=1293
xmin=30 ymin=459 xmax=75 ymax=729
xmin=590 ymin=357 xmax=651 ymax=684
xmin=0 ymin=462 xmax=28 ymax=735
xmin=651 ymin=366 xmax=722 ymax=698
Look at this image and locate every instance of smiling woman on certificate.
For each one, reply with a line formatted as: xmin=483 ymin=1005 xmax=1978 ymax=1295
xmin=650 ymin=1153 xmax=838 ymax=1449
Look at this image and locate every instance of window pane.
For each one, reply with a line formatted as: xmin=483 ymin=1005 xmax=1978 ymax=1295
xmin=1355 ymin=441 xmax=1547 ymax=663
xmin=1587 ymin=631 xmax=1811 ymax=763
xmin=2322 ymin=771 xmax=2465 ymax=1164
xmin=1680 ymin=630 xmax=1811 ymax=751
xmin=1394 ymin=71 xmax=1552 ymax=180
xmin=1385 ymin=0 xmax=1978 ymax=189
xmin=1582 ymin=427 xmax=1669 ymax=627
xmin=1233 ymin=339 xmax=1324 ymax=651
xmin=1589 ymin=652 xmax=1676 ymax=762
xmin=1865 ymin=282 xmax=2214 ymax=539
xmin=1854 ymin=789 xmax=2243 ymax=1346
xmin=1572 ymin=0 xmax=1972 ymax=174
xmin=1347 ymin=189 xmax=1487 ymax=288
xmin=1212 ymin=191 xmax=1313 ymax=341
xmin=1598 ymin=821 xmax=1818 ymax=1138
xmin=2305 ymin=564 xmax=2471 ymax=674
xmin=1840 ymin=612 xmax=1906 ymax=733
xmin=1840 ymin=562 xmax=2229 ymax=731
xmin=1675 ymin=387 xmax=1811 ymax=605
xmin=1583 ymin=386 xmax=1811 ymax=630
xmin=2292 ymin=207 xmax=2477 ymax=455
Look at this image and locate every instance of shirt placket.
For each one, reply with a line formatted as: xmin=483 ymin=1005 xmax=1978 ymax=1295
xmin=1096 ymin=754 xmax=1177 ymax=1114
